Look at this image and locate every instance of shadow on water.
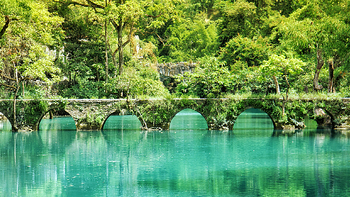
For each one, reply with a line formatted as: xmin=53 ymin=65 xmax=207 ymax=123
xmin=39 ymin=116 xmax=76 ymax=131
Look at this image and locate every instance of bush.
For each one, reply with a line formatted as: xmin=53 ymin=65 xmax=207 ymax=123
xmin=220 ymin=35 xmax=270 ymax=68
xmin=106 ymin=64 xmax=170 ymax=99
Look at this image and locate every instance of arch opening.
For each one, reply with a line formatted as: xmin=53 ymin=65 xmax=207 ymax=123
xmin=304 ymin=116 xmax=318 ymax=130
xmin=313 ymin=107 xmax=334 ymax=129
xmin=233 ymin=108 xmax=274 ymax=132
xmin=39 ymin=109 xmax=76 ymax=131
xmin=170 ymin=109 xmax=208 ymax=130
xmin=102 ymin=110 xmax=142 ymax=130
xmin=0 ymin=112 xmax=11 ymax=131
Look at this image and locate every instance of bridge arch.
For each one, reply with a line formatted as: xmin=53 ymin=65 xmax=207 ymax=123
xmin=102 ymin=109 xmax=142 ymax=130
xmin=170 ymin=108 xmax=208 ymax=130
xmin=233 ymin=108 xmax=275 ymax=130
xmin=0 ymin=113 xmax=12 ymax=131
xmin=38 ymin=109 xmax=76 ymax=131
xmin=311 ymin=107 xmax=335 ymax=129
xmin=35 ymin=104 xmax=73 ymax=131
xmin=232 ymin=100 xmax=279 ymax=130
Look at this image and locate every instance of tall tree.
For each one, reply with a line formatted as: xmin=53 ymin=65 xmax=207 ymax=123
xmin=270 ymin=2 xmax=350 ymax=92
xmin=0 ymin=0 xmax=63 ymax=130
xmin=215 ymin=0 xmax=257 ymax=46
xmin=57 ymin=0 xmax=179 ymax=75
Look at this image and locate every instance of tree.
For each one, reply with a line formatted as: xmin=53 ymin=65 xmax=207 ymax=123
xmin=176 ymin=57 xmax=234 ymax=98
xmin=270 ymin=2 xmax=350 ymax=92
xmin=0 ymin=0 xmax=63 ymax=130
xmin=215 ymin=0 xmax=258 ymax=46
xmin=260 ymin=54 xmax=305 ymax=96
xmin=220 ymin=35 xmax=270 ymax=68
xmin=56 ymin=0 xmax=179 ymax=76
xmin=162 ymin=17 xmax=219 ymax=62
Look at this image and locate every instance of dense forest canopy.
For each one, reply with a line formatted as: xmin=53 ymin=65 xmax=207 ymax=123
xmin=1 ymin=0 xmax=349 ymax=99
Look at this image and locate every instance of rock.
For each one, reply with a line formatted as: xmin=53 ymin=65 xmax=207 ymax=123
xmin=314 ymin=108 xmax=332 ymax=128
xmin=157 ymin=62 xmax=196 ymax=77
xmin=282 ymin=125 xmax=295 ymax=130
xmin=289 ymin=118 xmax=305 ymax=129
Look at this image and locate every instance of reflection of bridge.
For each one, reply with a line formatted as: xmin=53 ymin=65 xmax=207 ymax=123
xmin=0 ymin=98 xmax=349 ymax=132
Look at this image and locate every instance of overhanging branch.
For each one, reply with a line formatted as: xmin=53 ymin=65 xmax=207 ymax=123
xmin=55 ymin=0 xmax=105 ymax=9
xmin=0 ymin=15 xmax=10 ymax=39
xmin=0 ymin=82 xmax=16 ymax=90
xmin=0 ymin=70 xmax=16 ymax=81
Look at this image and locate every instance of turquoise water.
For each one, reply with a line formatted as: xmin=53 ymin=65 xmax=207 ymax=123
xmin=1 ymin=109 xmax=350 ymax=196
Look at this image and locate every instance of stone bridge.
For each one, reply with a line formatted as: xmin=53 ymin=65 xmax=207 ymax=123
xmin=0 ymin=98 xmax=349 ymax=132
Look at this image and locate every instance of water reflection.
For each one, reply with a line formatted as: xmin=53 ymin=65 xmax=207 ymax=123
xmin=103 ymin=115 xmax=141 ymax=130
xmin=1 ymin=114 xmax=350 ymax=196
xmin=0 ymin=120 xmax=11 ymax=131
xmin=233 ymin=108 xmax=274 ymax=131
xmin=39 ymin=116 xmax=76 ymax=131
xmin=170 ymin=109 xmax=208 ymax=130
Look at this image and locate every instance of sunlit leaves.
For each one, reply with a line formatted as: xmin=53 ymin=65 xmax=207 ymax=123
xmin=261 ymin=54 xmax=305 ymax=77
xmin=165 ymin=18 xmax=219 ymax=61
xmin=220 ymin=35 xmax=270 ymax=68
xmin=176 ymin=57 xmax=233 ymax=98
xmin=108 ymin=0 xmax=143 ymax=25
xmin=216 ymin=0 xmax=257 ymax=44
xmin=0 ymin=0 xmax=64 ymax=85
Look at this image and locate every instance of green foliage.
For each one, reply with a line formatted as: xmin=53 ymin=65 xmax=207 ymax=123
xmin=220 ymin=35 xmax=270 ymax=68
xmin=215 ymin=0 xmax=258 ymax=44
xmin=62 ymin=41 xmax=107 ymax=82
xmin=56 ymin=79 xmax=105 ymax=99
xmin=161 ymin=17 xmax=219 ymax=61
xmin=1 ymin=0 xmax=349 ymax=100
xmin=23 ymin=100 xmax=49 ymax=125
xmin=108 ymin=64 xmax=169 ymax=98
xmin=175 ymin=57 xmax=234 ymax=98
xmin=0 ymin=0 xmax=64 ymax=86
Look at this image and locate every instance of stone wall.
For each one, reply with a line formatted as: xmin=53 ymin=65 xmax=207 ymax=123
xmin=0 ymin=112 xmax=6 ymax=120
xmin=157 ymin=62 xmax=196 ymax=77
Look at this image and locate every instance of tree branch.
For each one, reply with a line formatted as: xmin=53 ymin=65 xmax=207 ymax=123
xmin=0 ymin=15 xmax=10 ymax=39
xmin=111 ymin=27 xmax=133 ymax=58
xmin=0 ymin=82 xmax=16 ymax=90
xmin=146 ymin=13 xmax=163 ymax=18
xmin=0 ymin=70 xmax=17 ymax=81
xmin=86 ymin=0 xmax=105 ymax=9
xmin=110 ymin=19 xmax=119 ymax=30
xmin=56 ymin=0 xmax=105 ymax=9
xmin=112 ymin=39 xmax=131 ymax=58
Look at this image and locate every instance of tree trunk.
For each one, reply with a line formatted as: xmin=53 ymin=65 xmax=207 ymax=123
xmin=12 ymin=68 xmax=19 ymax=132
xmin=0 ymin=15 xmax=10 ymax=39
xmin=105 ymin=10 xmax=109 ymax=83
xmin=110 ymin=18 xmax=132 ymax=76
xmin=273 ymin=75 xmax=280 ymax=94
xmin=111 ymin=52 xmax=117 ymax=77
xmin=328 ymin=59 xmax=335 ymax=93
xmin=118 ymin=20 xmax=124 ymax=76
xmin=313 ymin=49 xmax=324 ymax=91
xmin=284 ymin=75 xmax=290 ymax=100
xmin=22 ymin=81 xmax=25 ymax=97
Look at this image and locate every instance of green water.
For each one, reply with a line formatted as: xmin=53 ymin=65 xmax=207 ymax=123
xmin=1 ymin=109 xmax=350 ymax=196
